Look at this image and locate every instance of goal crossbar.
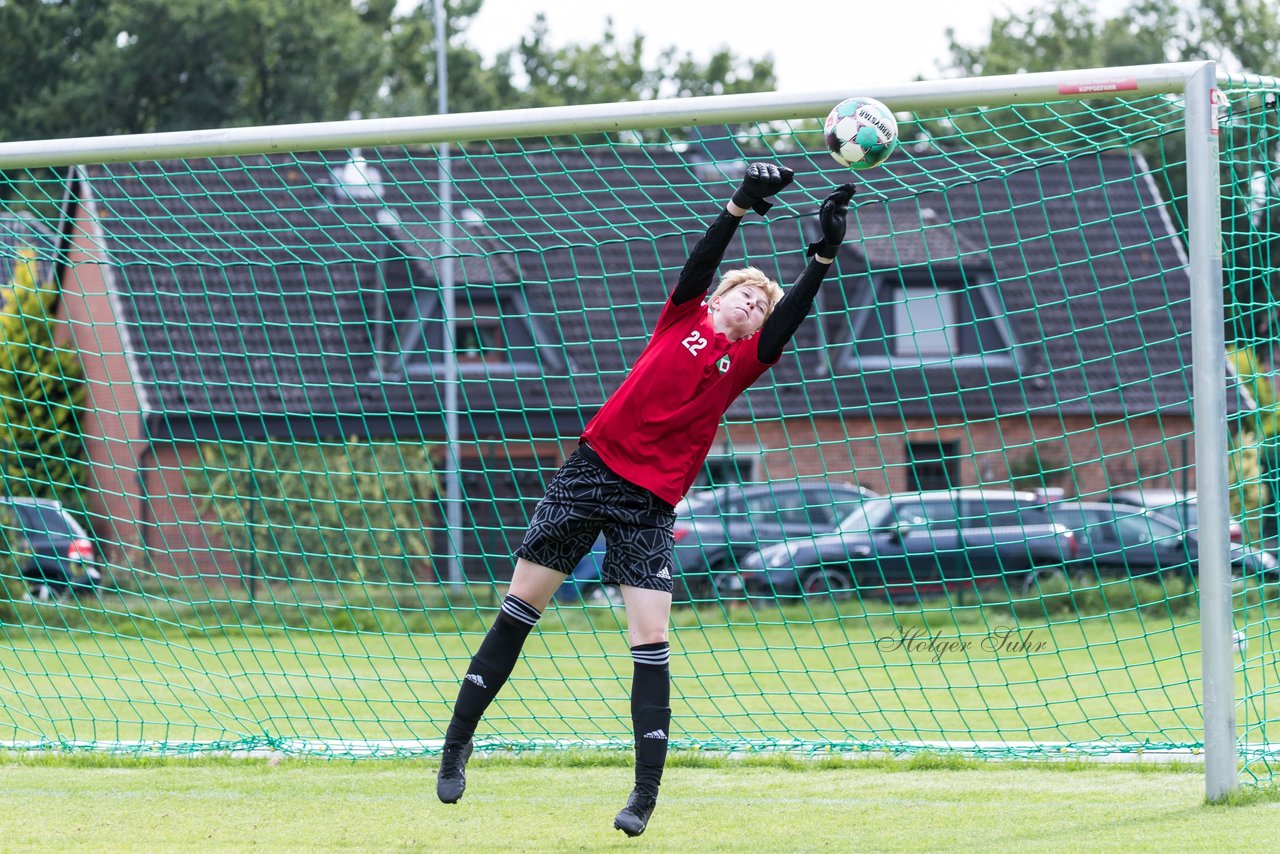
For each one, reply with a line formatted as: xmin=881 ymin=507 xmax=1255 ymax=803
xmin=0 ymin=61 xmax=1267 ymax=170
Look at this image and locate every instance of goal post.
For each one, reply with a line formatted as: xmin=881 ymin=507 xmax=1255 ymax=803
xmin=0 ymin=61 xmax=1276 ymax=802
xmin=1183 ymin=61 xmax=1235 ymax=801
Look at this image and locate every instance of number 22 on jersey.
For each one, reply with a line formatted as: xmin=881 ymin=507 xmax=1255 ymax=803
xmin=682 ymin=329 xmax=708 ymax=356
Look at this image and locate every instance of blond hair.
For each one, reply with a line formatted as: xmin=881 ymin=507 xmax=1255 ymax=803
xmin=709 ymin=267 xmax=784 ymax=319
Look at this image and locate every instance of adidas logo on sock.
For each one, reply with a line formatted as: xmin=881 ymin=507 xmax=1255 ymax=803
xmin=643 ymin=729 xmax=668 ymax=740
xmin=656 ymin=567 xmax=671 ymax=580
xmin=465 ymin=673 xmax=487 ymax=688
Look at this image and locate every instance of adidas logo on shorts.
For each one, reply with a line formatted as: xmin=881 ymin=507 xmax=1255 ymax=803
xmin=465 ymin=673 xmax=487 ymax=688
xmin=643 ymin=729 xmax=668 ymax=740
xmin=657 ymin=567 xmax=671 ymax=580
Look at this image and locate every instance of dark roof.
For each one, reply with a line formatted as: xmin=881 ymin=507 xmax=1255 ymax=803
xmin=78 ymin=142 xmax=1207 ymax=439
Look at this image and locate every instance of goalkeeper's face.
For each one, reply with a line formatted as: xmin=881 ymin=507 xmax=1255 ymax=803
xmin=711 ymin=284 xmax=768 ymax=340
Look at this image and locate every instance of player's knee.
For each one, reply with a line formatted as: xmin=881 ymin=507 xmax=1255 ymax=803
xmin=508 ymin=559 xmax=567 ymax=610
xmin=629 ymin=625 xmax=669 ymax=646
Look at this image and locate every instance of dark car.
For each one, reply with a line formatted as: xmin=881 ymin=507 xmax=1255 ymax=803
xmin=737 ymin=489 xmax=1077 ymax=600
xmin=1108 ymin=490 xmax=1243 ymax=544
xmin=0 ymin=497 xmax=101 ymax=601
xmin=557 ymin=480 xmax=874 ymax=603
xmin=1042 ymin=500 xmax=1277 ymax=580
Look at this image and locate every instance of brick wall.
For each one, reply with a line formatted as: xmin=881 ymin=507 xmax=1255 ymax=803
xmin=728 ymin=414 xmax=1196 ymax=498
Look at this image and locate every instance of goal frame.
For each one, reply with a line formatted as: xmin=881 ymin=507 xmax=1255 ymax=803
xmin=0 ymin=59 xmax=1271 ymax=800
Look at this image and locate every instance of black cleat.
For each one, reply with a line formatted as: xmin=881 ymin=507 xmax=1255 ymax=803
xmin=613 ymin=788 xmax=658 ymax=837
xmin=436 ymin=740 xmax=474 ymax=804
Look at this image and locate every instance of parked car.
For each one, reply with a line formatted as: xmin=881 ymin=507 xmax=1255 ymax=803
xmin=736 ymin=489 xmax=1078 ymax=601
xmin=1042 ymin=500 xmax=1277 ymax=581
xmin=1108 ymin=490 xmax=1243 ymax=544
xmin=557 ymin=480 xmax=874 ymax=603
xmin=0 ymin=497 xmax=101 ymax=601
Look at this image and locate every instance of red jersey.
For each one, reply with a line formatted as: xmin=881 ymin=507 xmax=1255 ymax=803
xmin=581 ymin=295 xmax=776 ymax=505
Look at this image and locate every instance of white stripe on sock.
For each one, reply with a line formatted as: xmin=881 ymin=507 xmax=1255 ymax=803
xmin=501 ymin=595 xmax=541 ymax=626
xmin=632 ymin=645 xmax=670 ymax=667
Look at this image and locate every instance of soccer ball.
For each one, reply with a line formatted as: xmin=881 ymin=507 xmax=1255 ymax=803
xmin=823 ymin=97 xmax=899 ymax=171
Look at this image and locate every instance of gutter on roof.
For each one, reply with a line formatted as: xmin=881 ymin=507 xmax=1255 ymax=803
xmin=49 ymin=166 xmax=81 ymax=312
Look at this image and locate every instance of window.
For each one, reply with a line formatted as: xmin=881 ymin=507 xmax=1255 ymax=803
xmin=801 ymin=496 xmax=840 ymax=529
xmin=708 ymin=493 xmax=746 ymax=517
xmin=379 ymin=285 xmax=564 ymax=376
xmin=455 ymin=307 xmax=506 ymax=363
xmin=975 ymin=500 xmax=1050 ymax=528
xmin=1048 ymin=507 xmax=1089 ymax=534
xmin=745 ymin=489 xmax=805 ymax=526
xmin=892 ymin=286 xmax=956 ymax=358
xmin=839 ymin=498 xmax=894 ymax=533
xmin=697 ymin=455 xmax=756 ymax=488
xmin=1114 ymin=515 xmax=1156 ymax=547
xmin=890 ymin=499 xmax=960 ymax=530
xmin=682 ymin=490 xmax=746 ymax=522
xmin=440 ymin=298 xmax=508 ymax=364
xmin=12 ymin=502 xmax=85 ymax=537
xmin=1115 ymin=513 xmax=1181 ymax=547
xmin=832 ymin=267 xmax=1018 ymax=372
xmin=907 ymin=441 xmax=960 ymax=491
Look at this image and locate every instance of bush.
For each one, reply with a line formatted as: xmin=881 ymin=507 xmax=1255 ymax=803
xmin=188 ymin=438 xmax=440 ymax=583
xmin=0 ymin=249 xmax=91 ymax=526
xmin=1082 ymin=577 xmax=1180 ymax=617
xmin=1007 ymin=571 xmax=1074 ymax=621
xmin=0 ymin=565 xmax=23 ymax=623
xmin=987 ymin=571 xmax=1198 ymax=622
xmin=0 ymin=501 xmax=33 ymax=622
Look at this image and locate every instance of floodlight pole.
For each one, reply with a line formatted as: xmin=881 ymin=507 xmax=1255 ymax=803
xmin=436 ymin=0 xmax=464 ymax=585
xmin=1185 ymin=60 xmax=1238 ymax=801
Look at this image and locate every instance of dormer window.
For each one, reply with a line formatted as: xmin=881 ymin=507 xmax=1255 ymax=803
xmin=892 ymin=284 xmax=958 ymax=359
xmin=828 ymin=266 xmax=1019 ymax=372
xmin=455 ymin=301 xmax=507 ymax=363
xmin=375 ymin=284 xmax=566 ymax=377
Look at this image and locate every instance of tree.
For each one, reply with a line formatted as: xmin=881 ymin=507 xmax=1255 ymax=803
xmin=65 ymin=0 xmax=388 ymax=133
xmin=0 ymin=1 xmax=776 ymax=140
xmin=0 ymin=248 xmax=89 ymax=520
xmin=944 ymin=0 xmax=1196 ymax=79
xmin=667 ymin=47 xmax=775 ymax=99
xmin=0 ymin=0 xmax=392 ymax=139
xmin=378 ymin=10 xmax=775 ymax=116
xmin=1199 ymin=0 xmax=1280 ymax=80
xmin=375 ymin=0 xmax=519 ymax=117
xmin=509 ymin=14 xmax=774 ymax=108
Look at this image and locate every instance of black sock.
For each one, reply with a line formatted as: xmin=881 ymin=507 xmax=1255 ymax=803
xmin=444 ymin=594 xmax=541 ymax=745
xmin=630 ymin=641 xmax=671 ymax=797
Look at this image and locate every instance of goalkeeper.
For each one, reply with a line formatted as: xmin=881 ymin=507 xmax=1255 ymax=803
xmin=437 ymin=163 xmax=854 ymax=837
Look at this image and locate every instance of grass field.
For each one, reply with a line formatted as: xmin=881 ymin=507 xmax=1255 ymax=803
xmin=1 ymin=752 xmax=1278 ymax=852
xmin=4 ymin=582 xmax=1280 ymax=853
xmin=0 ymin=588 xmax=1268 ymax=752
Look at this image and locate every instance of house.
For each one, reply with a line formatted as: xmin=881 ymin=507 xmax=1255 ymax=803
xmin=45 ymin=142 xmax=1218 ymax=580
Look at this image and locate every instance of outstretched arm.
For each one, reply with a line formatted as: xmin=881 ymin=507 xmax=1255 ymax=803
xmin=671 ymin=163 xmax=795 ymax=305
xmin=756 ymin=184 xmax=854 ymax=363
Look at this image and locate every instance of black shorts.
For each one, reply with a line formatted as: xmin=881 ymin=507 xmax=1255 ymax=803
xmin=515 ymin=445 xmax=677 ymax=593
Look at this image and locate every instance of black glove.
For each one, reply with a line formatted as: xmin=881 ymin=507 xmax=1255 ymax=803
xmin=731 ymin=162 xmax=795 ymax=216
xmin=806 ymin=184 xmax=856 ymax=259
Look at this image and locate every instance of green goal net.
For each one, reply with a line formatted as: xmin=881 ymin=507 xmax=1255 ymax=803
xmin=0 ymin=67 xmax=1278 ymax=785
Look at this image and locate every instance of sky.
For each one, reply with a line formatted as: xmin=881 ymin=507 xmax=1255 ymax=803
xmin=461 ymin=0 xmax=1125 ymax=92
